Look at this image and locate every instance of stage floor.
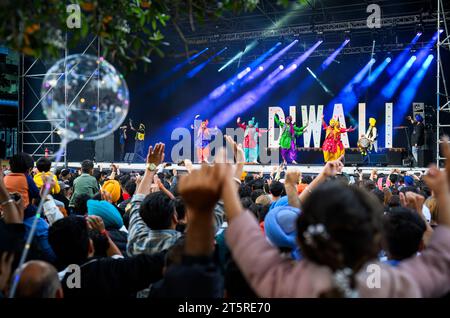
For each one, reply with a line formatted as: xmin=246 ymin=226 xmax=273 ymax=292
xmin=64 ymin=162 xmax=428 ymax=175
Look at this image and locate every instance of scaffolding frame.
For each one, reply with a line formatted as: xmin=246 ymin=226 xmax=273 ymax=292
xmin=437 ymin=0 xmax=450 ymax=165
xmin=18 ymin=36 xmax=100 ymax=164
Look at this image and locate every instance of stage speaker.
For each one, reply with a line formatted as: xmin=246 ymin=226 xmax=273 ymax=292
xmin=368 ymin=154 xmax=388 ymax=166
xmin=95 ymin=134 xmax=115 ymax=162
xmin=124 ymin=152 xmax=145 ymax=163
xmin=344 ymin=153 xmax=364 ymax=166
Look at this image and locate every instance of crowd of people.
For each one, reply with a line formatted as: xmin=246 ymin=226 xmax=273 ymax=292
xmin=0 ymin=135 xmax=450 ymax=298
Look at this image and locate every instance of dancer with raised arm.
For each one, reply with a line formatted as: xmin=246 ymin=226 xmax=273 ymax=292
xmin=129 ymin=119 xmax=146 ymax=160
xmin=191 ymin=115 xmax=219 ymax=163
xmin=322 ymin=116 xmax=355 ymax=162
xmin=274 ymin=114 xmax=307 ymax=165
xmin=236 ymin=117 xmax=267 ymax=164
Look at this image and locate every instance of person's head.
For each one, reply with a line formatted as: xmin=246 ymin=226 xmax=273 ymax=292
xmin=87 ymin=200 xmax=123 ymax=229
xmin=174 ymin=197 xmax=186 ymax=222
xmin=388 ymin=195 xmax=401 ymax=208
xmin=269 ymin=181 xmax=284 ymax=198
xmin=251 ymin=189 xmax=265 ymax=203
xmin=403 ymin=176 xmax=415 ymax=187
xmin=369 ymin=117 xmax=376 ymax=127
xmin=124 ymin=179 xmax=136 ymax=197
xmin=240 ymin=197 xmax=253 ymax=209
xmin=72 ymin=193 xmax=91 ymax=216
xmin=371 ymin=188 xmax=384 ymax=205
xmin=383 ymin=207 xmax=426 ymax=260
xmin=139 ymin=123 xmax=145 ymax=130
xmin=60 ymin=169 xmax=70 ymax=181
xmin=251 ymin=179 xmax=265 ymax=191
xmin=389 ymin=173 xmax=399 ymax=184
xmin=238 ymin=184 xmax=252 ymax=198
xmin=415 ymin=114 xmax=423 ymax=123
xmin=360 ymin=179 xmax=376 ymax=191
xmin=81 ymin=160 xmax=94 ymax=174
xmin=248 ymin=117 xmax=255 ymax=128
xmin=285 ymin=116 xmax=292 ymax=124
xmin=201 ymin=120 xmax=208 ymax=129
xmin=92 ymin=170 xmax=101 ymax=182
xmin=424 ymin=195 xmax=437 ymax=222
xmin=297 ymin=181 xmax=383 ymax=297
xmin=329 ymin=118 xmax=337 ymax=128
xmin=302 ymin=175 xmax=313 ymax=184
xmin=139 ymin=192 xmax=177 ymax=230
xmin=100 ymin=171 xmax=108 ymax=181
xmin=255 ymin=194 xmax=271 ymax=206
xmin=9 ymin=152 xmax=34 ymax=173
xmin=244 ymin=174 xmax=254 ymax=184
xmin=383 ymin=188 xmax=392 ymax=207
xmin=101 ymin=179 xmax=121 ymax=203
xmin=248 ymin=203 xmax=262 ymax=220
xmin=36 ymin=157 xmax=51 ymax=173
xmin=265 ymin=205 xmax=301 ymax=251
xmin=48 ymin=216 xmax=93 ymax=266
xmin=15 ymin=261 xmax=63 ymax=298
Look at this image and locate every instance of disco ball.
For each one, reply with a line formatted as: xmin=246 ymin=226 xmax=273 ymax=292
xmin=41 ymin=54 xmax=129 ymax=141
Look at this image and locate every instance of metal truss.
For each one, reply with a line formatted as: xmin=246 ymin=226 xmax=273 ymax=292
xmin=205 ymin=41 xmax=431 ymax=65
xmin=437 ymin=0 xmax=450 ymax=164
xmin=18 ymin=36 xmax=100 ymax=164
xmin=186 ymin=12 xmax=449 ymax=45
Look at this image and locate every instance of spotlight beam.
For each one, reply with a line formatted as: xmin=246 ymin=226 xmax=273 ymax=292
xmin=395 ymin=54 xmax=434 ymax=126
xmin=381 ymin=55 xmax=417 ymax=98
xmin=278 ymin=40 xmax=354 ymax=106
xmin=210 ymin=41 xmax=322 ymax=127
xmin=157 ymin=43 xmax=288 ymax=134
xmin=306 ymin=67 xmax=333 ymax=96
xmin=187 ymin=47 xmax=228 ymax=78
xmin=242 ymin=39 xmax=299 ymax=85
xmin=218 ymin=42 xmax=257 ymax=72
xmin=322 ymin=39 xmax=350 ymax=69
xmin=135 ymin=47 xmax=208 ymax=98
xmin=387 ymin=33 xmax=421 ymax=76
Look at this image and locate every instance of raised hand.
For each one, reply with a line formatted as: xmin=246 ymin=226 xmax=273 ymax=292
xmin=110 ymin=164 xmax=118 ymax=172
xmin=224 ymin=135 xmax=245 ymax=164
xmin=423 ymin=136 xmax=450 ymax=227
xmin=178 ymin=164 xmax=227 ymax=214
xmin=183 ymin=159 xmax=194 ymax=174
xmin=322 ymin=155 xmax=344 ymax=178
xmin=87 ymin=215 xmax=106 ymax=233
xmin=285 ymin=170 xmax=301 ymax=186
xmin=146 ymin=143 xmax=165 ymax=166
xmin=424 ymin=165 xmax=448 ymax=196
xmin=400 ymin=191 xmax=425 ymax=215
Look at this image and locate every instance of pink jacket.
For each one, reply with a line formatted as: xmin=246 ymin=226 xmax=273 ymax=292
xmin=226 ymin=211 xmax=450 ymax=298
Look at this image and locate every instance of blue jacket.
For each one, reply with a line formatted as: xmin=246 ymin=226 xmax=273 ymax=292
xmin=24 ymin=216 xmax=57 ymax=263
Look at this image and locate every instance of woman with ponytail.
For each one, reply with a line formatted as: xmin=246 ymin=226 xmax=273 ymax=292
xmin=223 ymin=140 xmax=450 ymax=297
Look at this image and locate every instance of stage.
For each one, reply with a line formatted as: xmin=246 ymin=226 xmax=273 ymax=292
xmin=63 ymin=162 xmax=428 ymax=175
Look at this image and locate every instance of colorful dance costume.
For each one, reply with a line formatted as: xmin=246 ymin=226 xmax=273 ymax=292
xmin=193 ymin=118 xmax=218 ymax=163
xmin=322 ymin=118 xmax=355 ymax=162
xmin=237 ymin=117 xmax=267 ymax=163
xmin=274 ymin=114 xmax=306 ymax=164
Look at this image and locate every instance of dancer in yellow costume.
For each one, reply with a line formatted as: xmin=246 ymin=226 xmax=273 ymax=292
xmin=322 ymin=116 xmax=355 ymax=162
